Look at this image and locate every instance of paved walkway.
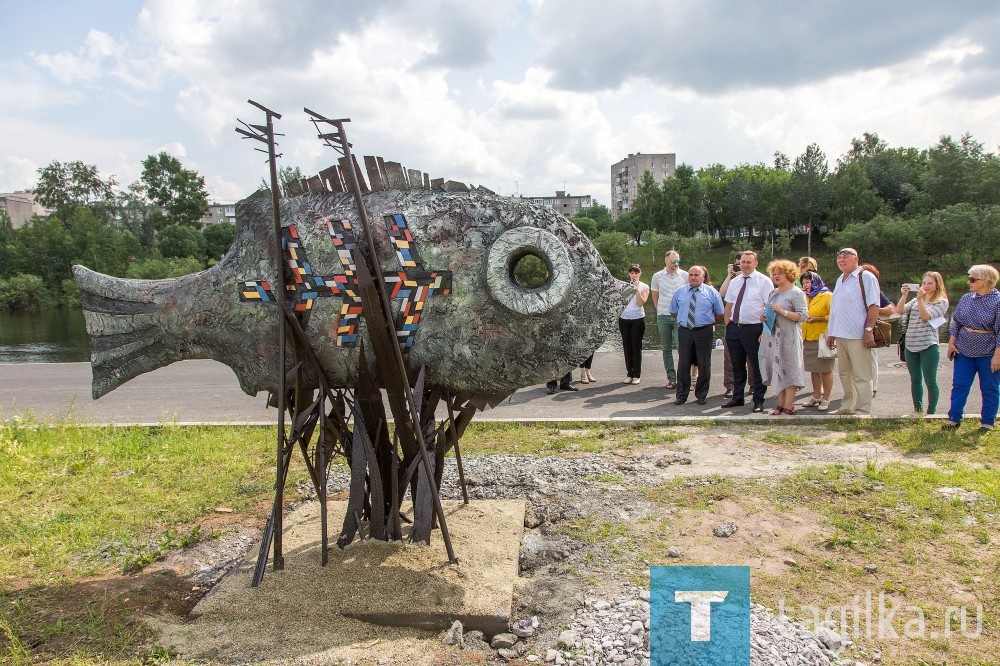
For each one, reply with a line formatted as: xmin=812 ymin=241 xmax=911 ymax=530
xmin=0 ymin=345 xmax=982 ymax=425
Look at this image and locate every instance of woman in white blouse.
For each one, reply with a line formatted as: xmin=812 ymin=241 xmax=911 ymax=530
xmin=619 ymin=264 xmax=650 ymax=385
xmin=894 ymin=271 xmax=948 ymax=416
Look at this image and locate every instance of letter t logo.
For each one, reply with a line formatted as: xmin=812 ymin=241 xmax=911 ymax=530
xmin=675 ymin=591 xmax=729 ymax=641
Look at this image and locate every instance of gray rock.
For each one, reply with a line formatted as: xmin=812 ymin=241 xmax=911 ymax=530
xmin=713 ymin=521 xmax=738 ymax=538
xmin=442 ymin=619 xmax=463 ymax=645
xmin=667 ymin=546 xmax=682 ymax=558
xmin=497 ymin=647 xmax=519 ymax=660
xmin=864 ymin=563 xmax=878 ymax=573
xmin=513 ymin=624 xmax=535 ymax=638
xmin=491 ymin=633 xmax=518 ymax=650
xmin=558 ymin=630 xmax=579 ymax=648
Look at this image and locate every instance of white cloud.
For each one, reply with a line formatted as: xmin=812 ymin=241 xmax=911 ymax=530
xmin=5 ymin=0 xmax=1000 ymax=207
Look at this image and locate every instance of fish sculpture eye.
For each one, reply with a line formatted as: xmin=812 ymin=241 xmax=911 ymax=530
xmin=485 ymin=227 xmax=573 ymax=315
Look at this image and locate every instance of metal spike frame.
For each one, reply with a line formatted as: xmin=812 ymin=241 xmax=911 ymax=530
xmin=236 ymin=102 xmax=475 ymax=586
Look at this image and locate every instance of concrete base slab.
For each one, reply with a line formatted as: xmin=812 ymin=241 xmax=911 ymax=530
xmin=167 ymin=499 xmax=524 ymax=661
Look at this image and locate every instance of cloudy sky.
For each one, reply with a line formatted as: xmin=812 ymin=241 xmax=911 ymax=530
xmin=3 ymin=0 xmax=1000 ymax=206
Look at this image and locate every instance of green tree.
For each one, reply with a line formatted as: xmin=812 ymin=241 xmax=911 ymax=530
xmin=0 ymin=210 xmax=13 ymax=278
xmin=788 ymin=143 xmax=832 ymax=256
xmin=69 ymin=206 xmax=142 ymax=276
xmin=613 ymin=211 xmax=647 ymax=246
xmin=0 ymin=274 xmax=48 ymax=311
xmin=141 ymin=152 xmax=210 ymax=228
xmin=259 ymin=165 xmax=305 ymax=192
xmin=697 ymin=164 xmax=731 ymax=238
xmin=593 ymin=232 xmax=631 ymax=279
xmin=117 ymin=180 xmax=156 ymax=248
xmin=125 ymin=256 xmax=204 ymax=279
xmin=631 ymin=171 xmax=664 ymax=235
xmin=7 ymin=216 xmax=76 ymax=287
xmin=157 ymin=224 xmax=206 ymax=259
xmin=572 ymin=216 xmax=598 ymax=238
xmin=828 ymin=162 xmax=881 ymax=230
xmin=33 ymin=160 xmax=118 ymax=224
xmin=841 ymin=133 xmax=924 ymax=214
xmin=922 ymin=134 xmax=995 ymax=210
xmin=577 ymin=202 xmax=612 ymax=232
xmin=203 ymin=222 xmax=236 ymax=260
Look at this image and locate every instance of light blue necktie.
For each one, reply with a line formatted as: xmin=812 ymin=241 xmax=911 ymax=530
xmin=687 ymin=288 xmax=697 ymax=328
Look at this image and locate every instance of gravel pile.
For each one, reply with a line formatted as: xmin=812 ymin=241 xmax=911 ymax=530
xmin=324 ymin=452 xmax=856 ymax=665
xmin=519 ymin=585 xmax=845 ymax=666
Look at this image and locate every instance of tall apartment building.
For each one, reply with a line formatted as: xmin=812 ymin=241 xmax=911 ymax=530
xmin=521 ymin=191 xmax=593 ymax=219
xmin=0 ymin=190 xmax=49 ymax=228
xmin=610 ymin=153 xmax=676 ymax=219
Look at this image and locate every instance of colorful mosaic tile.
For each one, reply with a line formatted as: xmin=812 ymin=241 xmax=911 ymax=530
xmin=241 ymin=214 xmax=451 ymax=350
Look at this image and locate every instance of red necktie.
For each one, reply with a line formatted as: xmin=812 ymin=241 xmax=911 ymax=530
xmin=732 ymin=278 xmax=748 ymax=323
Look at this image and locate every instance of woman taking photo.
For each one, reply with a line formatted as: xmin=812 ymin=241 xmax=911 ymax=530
xmin=800 ymin=271 xmax=834 ymax=411
xmin=944 ymin=264 xmax=1000 ymax=432
xmin=895 ymin=271 xmax=948 ymax=416
xmin=760 ymin=259 xmax=807 ymax=415
xmin=619 ymin=264 xmax=650 ymax=385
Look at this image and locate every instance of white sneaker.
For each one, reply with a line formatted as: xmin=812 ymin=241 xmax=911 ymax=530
xmin=632 ymin=378 xmax=641 ymax=385
xmin=623 ymin=378 xmax=633 ymax=384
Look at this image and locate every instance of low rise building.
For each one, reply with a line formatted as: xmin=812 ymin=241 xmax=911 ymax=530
xmin=521 ymin=191 xmax=593 ymax=219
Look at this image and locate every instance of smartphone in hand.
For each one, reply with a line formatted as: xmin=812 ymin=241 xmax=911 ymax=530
xmin=948 ymin=350 xmax=958 ymax=361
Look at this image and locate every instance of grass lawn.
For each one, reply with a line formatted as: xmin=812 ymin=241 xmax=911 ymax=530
xmin=0 ymin=418 xmax=997 ymax=664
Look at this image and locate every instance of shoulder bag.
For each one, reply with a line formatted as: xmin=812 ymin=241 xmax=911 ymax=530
xmin=858 ymin=271 xmax=892 ymax=348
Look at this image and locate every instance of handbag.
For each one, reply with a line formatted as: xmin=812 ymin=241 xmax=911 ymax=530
xmin=897 ymin=332 xmax=906 ymax=362
xmin=817 ymin=333 xmax=837 ymax=359
xmin=858 ymin=271 xmax=892 ymax=348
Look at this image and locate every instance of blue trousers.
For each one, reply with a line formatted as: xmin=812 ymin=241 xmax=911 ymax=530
xmin=948 ymin=353 xmax=1000 ymax=427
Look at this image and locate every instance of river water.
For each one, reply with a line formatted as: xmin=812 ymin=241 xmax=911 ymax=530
xmin=0 ymin=295 xmax=961 ymax=364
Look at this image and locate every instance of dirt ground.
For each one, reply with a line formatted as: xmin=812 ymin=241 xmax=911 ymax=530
xmin=18 ymin=424 xmax=988 ymax=665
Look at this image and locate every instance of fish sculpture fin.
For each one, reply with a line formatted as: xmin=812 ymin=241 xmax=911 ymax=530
xmin=72 ymin=264 xmax=192 ymax=399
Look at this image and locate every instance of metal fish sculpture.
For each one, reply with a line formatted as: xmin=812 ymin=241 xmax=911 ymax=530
xmin=73 ymin=187 xmax=632 ymax=402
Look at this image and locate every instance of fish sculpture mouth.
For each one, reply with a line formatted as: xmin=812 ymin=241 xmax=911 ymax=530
xmin=486 ymin=227 xmax=573 ymax=315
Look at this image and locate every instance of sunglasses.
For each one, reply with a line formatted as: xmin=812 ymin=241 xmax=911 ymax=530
xmin=968 ymin=276 xmax=980 ymax=283
xmin=671 ymin=260 xmax=680 ymax=265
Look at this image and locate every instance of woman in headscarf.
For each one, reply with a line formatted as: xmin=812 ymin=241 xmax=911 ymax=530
xmin=799 ymin=271 xmax=835 ymax=411
xmin=943 ymin=264 xmax=1000 ymax=432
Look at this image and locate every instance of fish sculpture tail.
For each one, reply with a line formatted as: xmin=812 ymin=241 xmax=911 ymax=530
xmin=73 ymin=264 xmax=206 ymax=399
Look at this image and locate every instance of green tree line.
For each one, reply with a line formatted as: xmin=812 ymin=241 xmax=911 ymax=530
xmin=598 ymin=132 xmax=1000 ymax=277
xmin=0 ymin=154 xmax=236 ymax=311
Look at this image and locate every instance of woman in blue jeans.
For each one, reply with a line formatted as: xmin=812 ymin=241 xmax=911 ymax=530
xmin=894 ymin=271 xmax=948 ymax=416
xmin=944 ymin=264 xmax=1000 ymax=432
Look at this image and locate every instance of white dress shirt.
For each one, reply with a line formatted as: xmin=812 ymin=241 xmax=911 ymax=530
xmin=724 ymin=271 xmax=772 ymax=324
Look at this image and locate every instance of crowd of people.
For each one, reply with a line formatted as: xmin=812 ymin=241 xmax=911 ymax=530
xmin=554 ymin=247 xmax=1000 ymax=433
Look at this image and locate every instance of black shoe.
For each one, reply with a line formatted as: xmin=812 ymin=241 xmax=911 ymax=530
xmin=752 ymin=402 xmax=765 ymax=413
xmin=979 ymin=426 xmax=992 ymax=433
xmin=724 ymin=388 xmax=733 ymax=398
xmin=560 ymin=384 xmax=579 ymax=392
xmin=696 ymin=398 xmax=707 ymax=405
xmin=721 ymin=399 xmax=744 ymax=408
xmin=674 ymin=398 xmax=687 ymax=405
xmin=941 ymin=422 xmax=960 ymax=430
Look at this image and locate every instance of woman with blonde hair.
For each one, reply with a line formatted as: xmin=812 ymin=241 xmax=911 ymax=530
xmin=760 ymin=259 xmax=807 ymax=415
xmin=944 ymin=264 xmax=1000 ymax=432
xmin=799 ymin=271 xmax=834 ymax=411
xmin=894 ymin=271 xmax=948 ymax=416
